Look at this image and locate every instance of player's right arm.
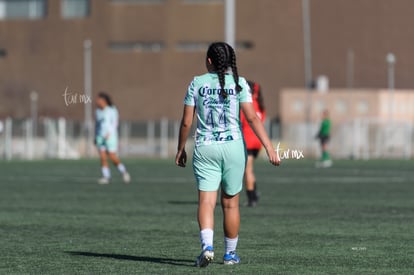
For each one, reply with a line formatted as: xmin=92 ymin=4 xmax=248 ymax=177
xmin=176 ymin=105 xmax=194 ymax=167
xmin=241 ymin=102 xmax=280 ymax=166
xmin=176 ymin=79 xmax=196 ymax=168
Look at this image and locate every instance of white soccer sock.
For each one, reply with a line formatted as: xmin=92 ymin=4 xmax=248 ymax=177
xmin=117 ymin=163 xmax=127 ymax=174
xmin=224 ymin=236 xmax=238 ymax=254
xmin=200 ymin=228 xmax=214 ymax=250
xmin=101 ymin=166 xmax=111 ymax=179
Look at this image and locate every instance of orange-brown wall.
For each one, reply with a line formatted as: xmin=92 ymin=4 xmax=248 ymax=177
xmin=0 ymin=0 xmax=413 ymax=121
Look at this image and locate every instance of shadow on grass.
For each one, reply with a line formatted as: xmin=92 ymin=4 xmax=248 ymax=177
xmin=65 ymin=251 xmax=194 ymax=267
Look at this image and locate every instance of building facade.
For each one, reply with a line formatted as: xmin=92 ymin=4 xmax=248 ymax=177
xmin=0 ymin=0 xmax=413 ymax=120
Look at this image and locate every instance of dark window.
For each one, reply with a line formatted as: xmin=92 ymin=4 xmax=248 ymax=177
xmin=182 ymin=0 xmax=223 ymax=4
xmin=61 ymin=0 xmax=90 ymax=18
xmin=0 ymin=0 xmax=46 ymax=19
xmin=176 ymin=42 xmax=210 ymax=52
xmin=111 ymin=0 xmax=165 ymax=4
xmin=109 ymin=41 xmax=164 ymax=53
xmin=176 ymin=41 xmax=253 ymax=52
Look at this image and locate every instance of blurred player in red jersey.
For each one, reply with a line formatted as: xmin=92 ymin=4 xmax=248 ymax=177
xmin=240 ymin=81 xmax=266 ymax=207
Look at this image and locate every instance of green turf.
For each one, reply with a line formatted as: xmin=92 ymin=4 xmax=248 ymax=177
xmin=0 ymin=159 xmax=413 ymax=274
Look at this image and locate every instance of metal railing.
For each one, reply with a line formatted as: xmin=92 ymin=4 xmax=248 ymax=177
xmin=1 ymin=117 xmax=411 ymax=160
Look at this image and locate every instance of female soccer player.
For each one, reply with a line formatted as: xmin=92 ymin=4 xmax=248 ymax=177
xmin=175 ymin=42 xmax=280 ymax=267
xmin=95 ymin=92 xmax=130 ymax=184
xmin=240 ymin=81 xmax=266 ymax=207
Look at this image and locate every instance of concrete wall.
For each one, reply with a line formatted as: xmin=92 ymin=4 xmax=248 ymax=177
xmin=280 ymin=89 xmax=414 ymax=123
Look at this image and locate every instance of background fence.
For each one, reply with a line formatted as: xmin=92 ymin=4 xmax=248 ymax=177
xmin=283 ymin=119 xmax=414 ymax=160
xmin=0 ymin=117 xmax=412 ymax=160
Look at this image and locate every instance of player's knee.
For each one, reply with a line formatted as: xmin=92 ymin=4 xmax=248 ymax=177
xmin=221 ymin=194 xmax=239 ymax=209
xmin=245 ymin=170 xmax=255 ymax=180
xmin=199 ymin=199 xmax=216 ymax=210
xmin=222 ymin=201 xmax=238 ymax=210
xmin=199 ymin=193 xmax=217 ymax=208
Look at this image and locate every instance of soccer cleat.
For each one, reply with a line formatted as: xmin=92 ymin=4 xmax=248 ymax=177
xmin=223 ymin=251 xmax=240 ymax=265
xmin=316 ymin=159 xmax=333 ymax=168
xmin=323 ymin=159 xmax=333 ymax=167
xmin=195 ymin=246 xmax=214 ymax=268
xmin=122 ymin=172 xmax=131 ymax=184
xmin=98 ymin=177 xmax=110 ymax=185
xmin=247 ymin=200 xmax=257 ymax=207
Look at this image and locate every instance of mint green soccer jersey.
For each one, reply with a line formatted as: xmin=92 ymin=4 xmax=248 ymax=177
xmin=95 ymin=106 xmax=119 ymax=138
xmin=184 ymin=73 xmax=252 ymax=147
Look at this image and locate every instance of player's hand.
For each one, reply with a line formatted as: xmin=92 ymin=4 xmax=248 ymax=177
xmin=175 ymin=149 xmax=187 ymax=168
xmin=266 ymin=148 xmax=281 ymax=166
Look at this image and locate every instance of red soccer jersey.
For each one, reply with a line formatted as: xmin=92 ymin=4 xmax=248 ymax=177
xmin=240 ymin=82 xmax=266 ymax=150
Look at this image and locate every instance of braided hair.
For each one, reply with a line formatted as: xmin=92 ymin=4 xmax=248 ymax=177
xmin=206 ymin=42 xmax=242 ymax=99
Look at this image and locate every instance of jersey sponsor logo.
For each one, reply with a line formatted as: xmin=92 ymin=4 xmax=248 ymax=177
xmin=198 ymin=87 xmax=234 ymax=106
xmin=203 ymin=97 xmax=230 ymax=106
xmin=198 ymin=86 xmax=236 ymax=97
xmin=201 ymin=132 xmax=234 ymax=142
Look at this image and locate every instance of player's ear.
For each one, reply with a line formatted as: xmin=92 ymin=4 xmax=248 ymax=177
xmin=206 ymin=57 xmax=215 ymax=72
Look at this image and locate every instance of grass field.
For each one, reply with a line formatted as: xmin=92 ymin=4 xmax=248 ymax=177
xmin=1 ymin=159 xmax=413 ymax=274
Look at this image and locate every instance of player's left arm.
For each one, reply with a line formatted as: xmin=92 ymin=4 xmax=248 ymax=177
xmin=176 ymin=105 xmax=195 ymax=167
xmin=241 ymin=102 xmax=280 ymax=166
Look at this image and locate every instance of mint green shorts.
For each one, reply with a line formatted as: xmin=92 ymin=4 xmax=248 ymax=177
xmin=95 ymin=136 xmax=118 ymax=153
xmin=192 ymin=139 xmax=247 ymax=196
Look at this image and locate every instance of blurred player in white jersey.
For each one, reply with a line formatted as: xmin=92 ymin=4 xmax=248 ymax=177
xmin=95 ymin=92 xmax=130 ymax=184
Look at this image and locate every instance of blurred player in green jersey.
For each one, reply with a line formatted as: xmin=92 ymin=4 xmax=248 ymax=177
xmin=316 ymin=109 xmax=332 ymax=168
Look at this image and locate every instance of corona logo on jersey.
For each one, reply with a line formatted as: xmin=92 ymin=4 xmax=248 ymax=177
xmin=198 ymin=86 xmax=236 ymax=97
xmin=198 ymin=86 xmax=235 ymax=106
